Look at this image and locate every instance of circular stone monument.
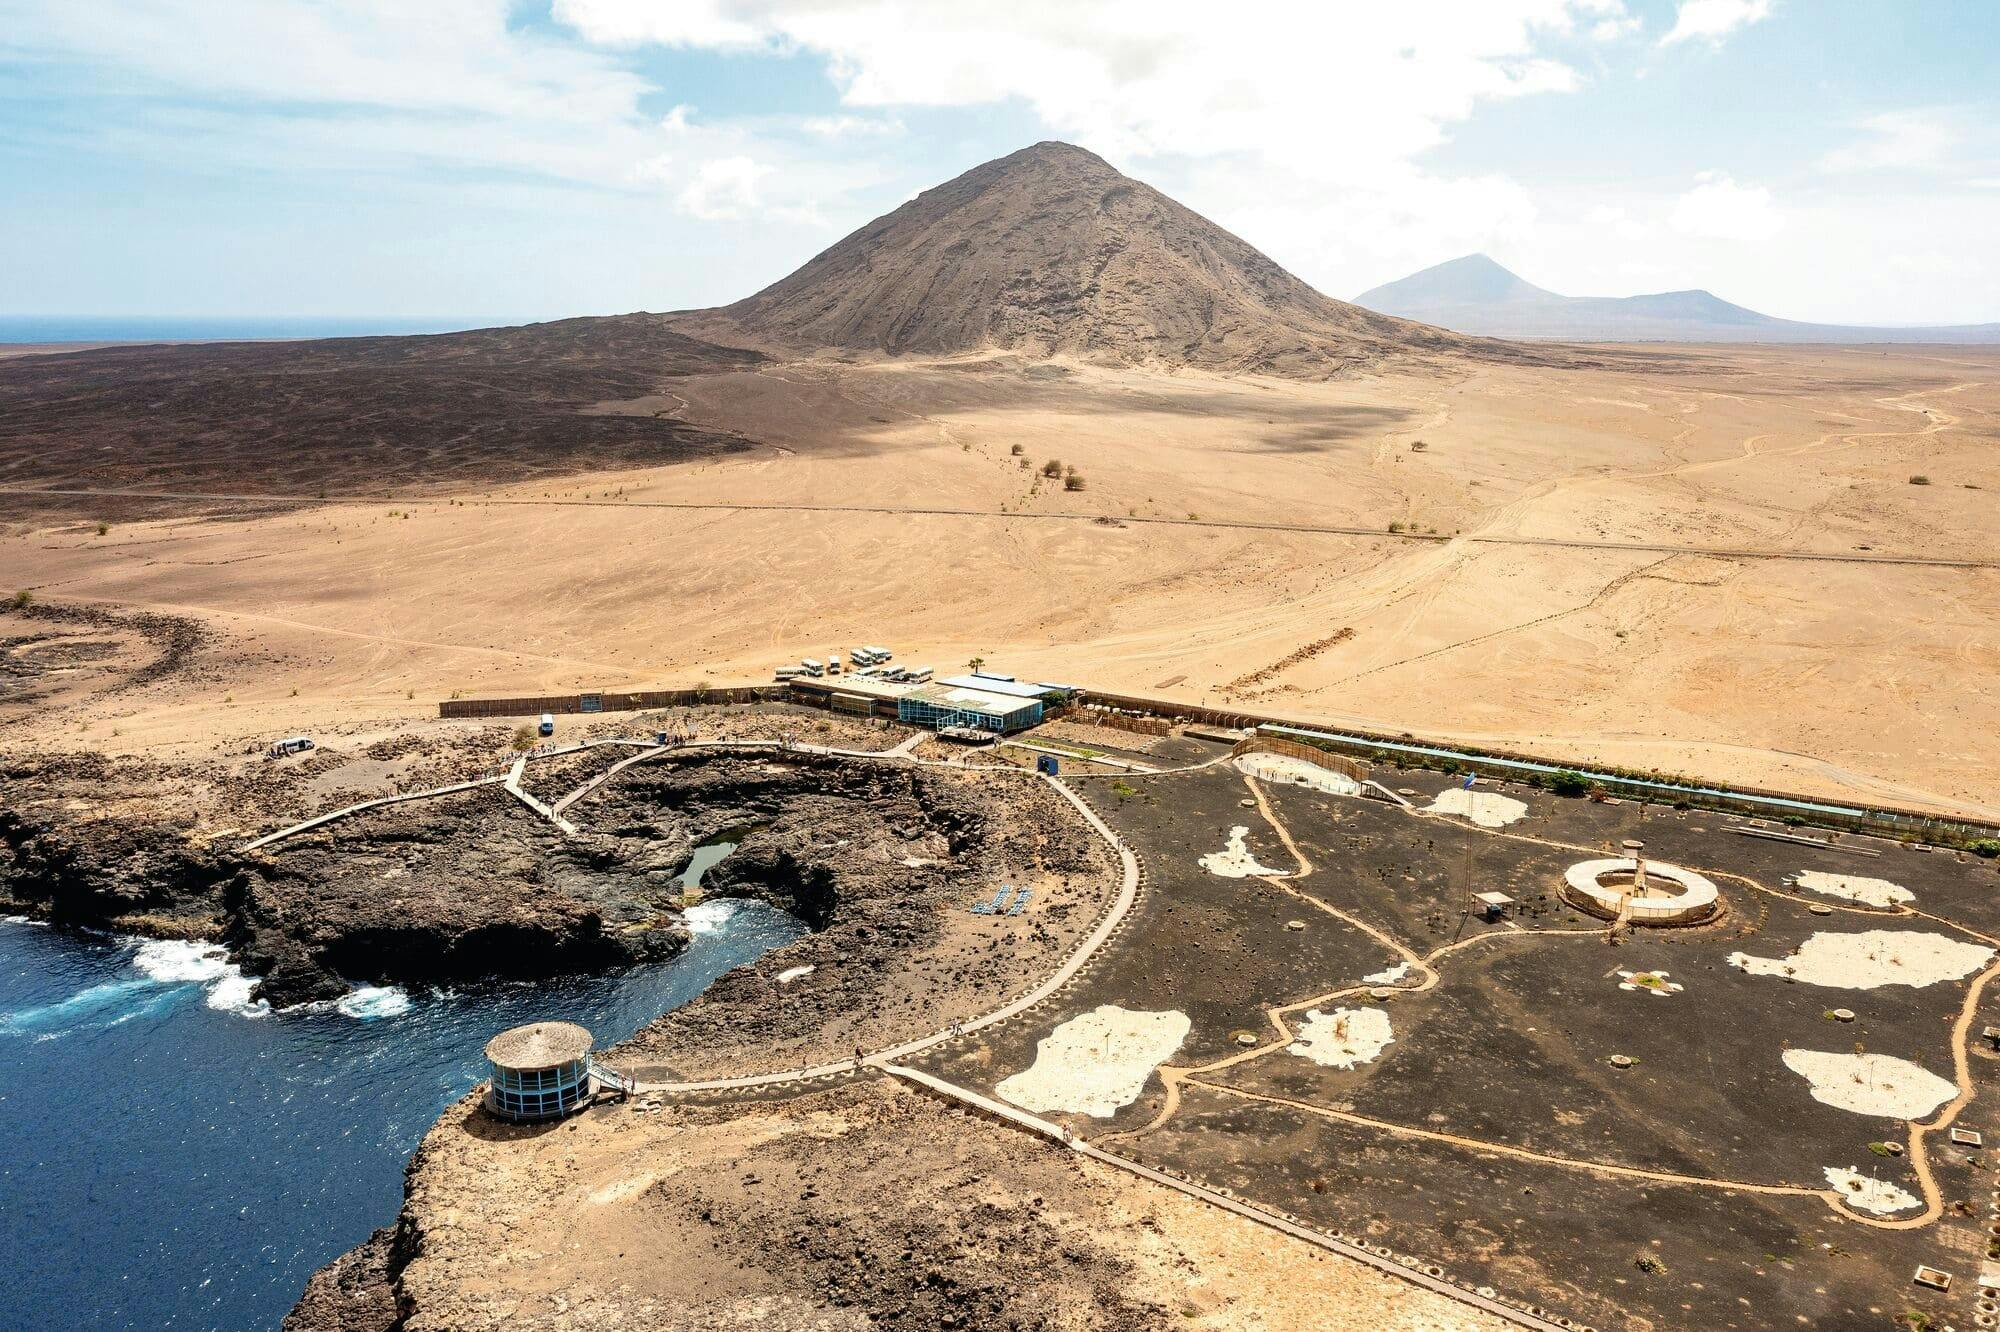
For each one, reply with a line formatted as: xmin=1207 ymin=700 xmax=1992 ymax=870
xmin=1560 ymin=857 xmax=1719 ymax=926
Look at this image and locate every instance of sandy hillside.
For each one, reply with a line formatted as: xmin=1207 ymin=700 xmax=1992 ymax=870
xmin=684 ymin=141 xmax=1534 ymax=378
xmin=4 ymin=342 xmax=1995 ymax=818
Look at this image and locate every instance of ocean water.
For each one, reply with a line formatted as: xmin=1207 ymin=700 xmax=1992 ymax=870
xmin=0 ymin=315 xmax=495 ymax=345
xmin=0 ymin=899 xmax=803 ymax=1331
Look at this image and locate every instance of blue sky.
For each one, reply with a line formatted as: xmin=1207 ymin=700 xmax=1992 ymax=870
xmin=2 ymin=0 xmax=1995 ymax=326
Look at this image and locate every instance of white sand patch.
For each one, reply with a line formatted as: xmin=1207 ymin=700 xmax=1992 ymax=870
xmin=775 ymin=965 xmax=815 ymax=984
xmin=1199 ymin=826 xmax=1287 ymax=878
xmin=1796 ymin=872 xmax=1914 ymax=908
xmin=1617 ymin=969 xmax=1683 ymax=997
xmin=1782 ymin=1049 xmax=1955 ymax=1119
xmin=1233 ymin=753 xmax=1361 ymax=796
xmin=1730 ymin=930 xmax=1991 ymax=990
xmin=1823 ymin=1166 xmax=1921 ymax=1215
xmin=996 ymin=1005 xmax=1191 ymax=1118
xmin=586 ymin=1173 xmax=662 ymax=1205
xmin=1424 ymin=786 xmax=1528 ymax=828
xmin=1363 ymin=961 xmax=1412 ymax=986
xmin=1288 ymin=1007 xmax=1395 ymax=1069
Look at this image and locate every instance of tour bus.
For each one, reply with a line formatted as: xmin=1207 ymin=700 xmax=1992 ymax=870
xmin=774 ymin=666 xmax=802 ymax=680
xmin=801 ymin=659 xmax=824 ymax=677
xmin=906 ymin=666 xmax=933 ymax=683
xmin=829 ymin=653 xmax=842 ymax=674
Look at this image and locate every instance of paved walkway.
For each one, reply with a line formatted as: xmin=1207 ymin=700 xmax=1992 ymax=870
xmin=880 ymin=1064 xmax=1563 ymax=1332
xmin=239 ymin=776 xmax=506 ymax=852
xmin=629 ymin=771 xmax=1141 ymax=1092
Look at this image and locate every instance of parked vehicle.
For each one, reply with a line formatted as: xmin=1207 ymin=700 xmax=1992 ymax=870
xmin=538 ymin=713 xmax=555 ymax=737
xmin=267 ymin=735 xmax=315 ymax=758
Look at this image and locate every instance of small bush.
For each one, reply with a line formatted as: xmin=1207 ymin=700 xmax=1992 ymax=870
xmin=95 ymin=522 xmax=110 ymax=536
xmin=1969 ymin=839 xmax=2000 ymax=859
xmin=1009 ymin=443 xmax=1025 ymax=456
xmin=1908 ymin=475 xmax=1931 ymax=486
xmin=512 ymin=725 xmax=535 ymax=750
xmin=1041 ymin=459 xmax=1063 ymax=478
xmin=1387 ymin=521 xmax=1405 ymax=534
xmin=1548 ymin=770 xmax=1592 ymax=797
xmin=8 ymin=590 xmax=30 ymax=610
xmin=1064 ymin=473 xmax=1086 ymax=491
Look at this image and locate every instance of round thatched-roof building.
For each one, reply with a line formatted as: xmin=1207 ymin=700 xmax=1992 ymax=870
xmin=484 ymin=1021 xmax=594 ymax=1121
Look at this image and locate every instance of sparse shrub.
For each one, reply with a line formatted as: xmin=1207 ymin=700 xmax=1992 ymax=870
xmin=1410 ymin=440 xmax=1428 ymax=452
xmin=1041 ymin=459 xmax=1063 ymax=478
xmin=512 ymin=725 xmax=535 ymax=750
xmin=1548 ymin=770 xmax=1592 ymax=797
xmin=1010 ymin=443 xmax=1025 ymax=456
xmin=1969 ymin=839 xmax=2000 ymax=859
xmin=1387 ymin=521 xmax=1405 ymax=534
xmin=1064 ymin=473 xmax=1086 ymax=491
xmin=1110 ymin=780 xmax=1139 ymax=800
xmin=8 ymin=590 xmax=30 ymax=610
xmin=95 ymin=522 xmax=110 ymax=536
xmin=1633 ymin=1253 xmax=1666 ymax=1276
xmin=1908 ymin=475 xmax=1931 ymax=486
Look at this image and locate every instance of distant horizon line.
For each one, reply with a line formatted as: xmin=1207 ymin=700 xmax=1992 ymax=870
xmin=0 ymin=314 xmax=544 ymax=344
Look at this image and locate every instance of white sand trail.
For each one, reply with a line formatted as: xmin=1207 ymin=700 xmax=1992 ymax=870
xmin=996 ymin=1005 xmax=1191 ymax=1118
xmin=1822 ymin=1166 xmax=1921 ymax=1215
xmin=1795 ymin=871 xmax=1913 ymax=908
xmin=1424 ymin=787 xmax=1527 ymax=828
xmin=1782 ymin=1049 xmax=1955 ymax=1119
xmin=1199 ymin=826 xmax=1288 ymax=878
xmin=1729 ymin=929 xmax=1990 ymax=990
xmin=1288 ymin=1007 xmax=1395 ymax=1069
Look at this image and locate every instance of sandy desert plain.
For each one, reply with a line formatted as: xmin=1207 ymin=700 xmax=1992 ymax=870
xmin=5 ymin=142 xmax=2000 ymax=1332
xmin=4 ymin=339 xmax=1996 ymax=818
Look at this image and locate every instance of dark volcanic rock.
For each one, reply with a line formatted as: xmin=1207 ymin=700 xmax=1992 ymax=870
xmin=282 ymin=1225 xmax=407 ymax=1332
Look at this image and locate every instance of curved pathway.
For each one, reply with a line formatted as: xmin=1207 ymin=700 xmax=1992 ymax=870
xmin=1101 ymin=761 xmax=2000 ymax=1231
xmin=630 ymin=771 xmax=1141 ymax=1093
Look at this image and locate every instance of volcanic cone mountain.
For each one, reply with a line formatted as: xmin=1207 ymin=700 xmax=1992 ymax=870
xmin=700 ymin=141 xmax=1493 ymax=378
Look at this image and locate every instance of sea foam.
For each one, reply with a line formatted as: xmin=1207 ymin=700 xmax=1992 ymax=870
xmin=130 ymin=940 xmax=270 ymax=1018
xmin=336 ymin=986 xmax=413 ymax=1019
xmin=683 ymin=900 xmax=742 ymax=935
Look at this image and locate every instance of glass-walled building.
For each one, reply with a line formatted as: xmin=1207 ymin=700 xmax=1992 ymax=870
xmin=484 ymin=1021 xmax=595 ymax=1121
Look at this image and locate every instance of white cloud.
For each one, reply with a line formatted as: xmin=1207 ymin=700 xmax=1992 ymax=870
xmin=554 ymin=2 xmax=1609 ymax=175
xmin=800 ymin=114 xmax=904 ymax=139
xmin=1820 ymin=107 xmax=1969 ymax=174
xmin=1670 ymin=172 xmax=1783 ymax=240
xmin=1659 ymin=0 xmax=1773 ymax=46
xmin=676 ymin=156 xmax=772 ymax=220
xmin=550 ymin=2 xmax=1620 ymax=299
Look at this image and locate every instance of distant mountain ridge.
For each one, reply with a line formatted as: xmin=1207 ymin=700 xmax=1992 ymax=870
xmin=1354 ymin=254 xmax=2000 ymax=344
xmin=688 ymin=142 xmax=1551 ymax=378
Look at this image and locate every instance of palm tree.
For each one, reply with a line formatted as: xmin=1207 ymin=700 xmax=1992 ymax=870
xmin=968 ymin=656 xmax=985 ymax=673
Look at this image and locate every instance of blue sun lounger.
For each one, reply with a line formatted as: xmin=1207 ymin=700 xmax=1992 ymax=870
xmin=971 ymin=885 xmax=1013 ymax=915
xmin=1006 ymin=887 xmax=1031 ymax=916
